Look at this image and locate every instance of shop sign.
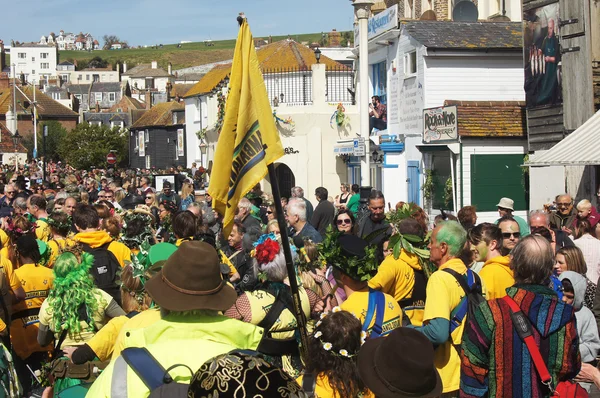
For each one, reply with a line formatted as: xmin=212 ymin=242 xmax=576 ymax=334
xmin=422 ymin=105 xmax=458 ymax=143
xmin=354 ymin=4 xmax=398 ymax=44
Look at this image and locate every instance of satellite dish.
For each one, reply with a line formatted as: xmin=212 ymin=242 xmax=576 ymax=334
xmin=420 ymin=10 xmax=437 ymax=21
xmin=452 ymin=0 xmax=479 ymax=22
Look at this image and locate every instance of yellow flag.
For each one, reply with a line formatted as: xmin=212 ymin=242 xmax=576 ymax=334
xmin=208 ymin=17 xmax=284 ymax=237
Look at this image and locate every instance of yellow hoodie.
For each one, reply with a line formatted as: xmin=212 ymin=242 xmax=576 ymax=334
xmin=368 ymin=249 xmax=425 ymax=326
xmin=479 ymin=255 xmax=514 ymax=300
xmin=74 ymin=230 xmax=132 ymax=267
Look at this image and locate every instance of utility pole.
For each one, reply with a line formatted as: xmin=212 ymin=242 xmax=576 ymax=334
xmin=43 ymin=125 xmax=48 ymax=182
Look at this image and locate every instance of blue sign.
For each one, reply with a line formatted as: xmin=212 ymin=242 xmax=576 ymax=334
xmin=354 ymin=4 xmax=398 ymax=44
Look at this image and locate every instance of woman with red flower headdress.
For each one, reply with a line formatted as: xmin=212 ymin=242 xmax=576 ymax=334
xmin=225 ymin=234 xmax=322 ymax=377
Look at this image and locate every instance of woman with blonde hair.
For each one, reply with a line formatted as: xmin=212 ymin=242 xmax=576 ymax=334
xmin=179 ymin=181 xmax=195 ymax=211
xmin=144 ymin=192 xmax=160 ymax=228
xmin=555 ymin=245 xmax=597 ymax=309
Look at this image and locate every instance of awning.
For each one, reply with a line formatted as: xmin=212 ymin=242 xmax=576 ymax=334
xmin=333 ymin=140 xmax=354 ymax=155
xmin=526 ymin=110 xmax=600 ymax=167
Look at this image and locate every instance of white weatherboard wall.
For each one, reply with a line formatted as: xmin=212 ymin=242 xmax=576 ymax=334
xmin=424 ymin=55 xmax=525 ymax=108
xmin=460 ymin=138 xmax=528 ymax=223
xmin=528 ymin=150 xmax=567 ymax=211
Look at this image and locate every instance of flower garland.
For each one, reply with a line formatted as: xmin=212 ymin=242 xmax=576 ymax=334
xmin=273 ymin=111 xmax=295 ymax=127
xmin=6 ymin=220 xmax=37 ymax=240
xmin=330 ymin=103 xmax=350 ymax=128
xmin=313 ymin=307 xmax=366 ymax=359
xmin=214 ymin=92 xmax=226 ymax=134
xmin=47 ymin=215 xmax=72 ymax=232
xmin=120 ymin=212 xmax=155 ymax=249
xmin=254 ymin=234 xmax=280 ymax=265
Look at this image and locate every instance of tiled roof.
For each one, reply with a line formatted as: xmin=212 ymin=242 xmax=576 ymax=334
xmin=91 ymin=82 xmax=121 ymax=93
xmin=170 ymin=84 xmax=195 ymax=98
xmin=130 ymin=101 xmax=184 ymax=129
xmin=0 ymin=86 xmax=78 ymax=117
xmin=123 ymin=64 xmax=171 ymax=78
xmin=58 ymin=61 xmax=75 ymax=66
xmin=402 ymin=21 xmax=522 ymax=49
xmin=109 ymin=96 xmax=144 ymax=112
xmin=67 ymin=84 xmax=91 ymax=95
xmin=184 ymin=64 xmax=231 ymax=98
xmin=0 ymin=122 xmax=28 ymax=153
xmin=443 ymin=100 xmax=526 ymax=137
xmin=184 ymin=40 xmax=347 ymax=98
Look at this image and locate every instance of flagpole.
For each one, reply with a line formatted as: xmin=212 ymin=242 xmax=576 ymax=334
xmin=267 ymin=162 xmax=309 ymax=361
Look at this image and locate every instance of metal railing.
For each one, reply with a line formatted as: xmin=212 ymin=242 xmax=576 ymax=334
xmin=263 ymin=67 xmax=313 ymax=107
xmin=326 ymin=66 xmax=355 ymax=105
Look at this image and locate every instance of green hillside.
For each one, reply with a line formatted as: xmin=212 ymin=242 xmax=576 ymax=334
xmin=56 ymin=32 xmax=350 ymax=71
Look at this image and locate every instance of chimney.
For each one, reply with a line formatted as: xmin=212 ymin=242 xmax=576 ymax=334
xmin=95 ymin=102 xmax=100 ymax=112
xmin=269 ymin=35 xmax=272 ymax=44
xmin=151 ymin=61 xmax=158 ymax=69
xmin=168 ymin=62 xmax=172 ymax=75
xmin=5 ymin=106 xmax=16 ymax=134
xmin=116 ymin=62 xmax=120 ymax=75
xmin=145 ymin=90 xmax=152 ymax=110
xmin=123 ymin=62 xmax=127 ymax=73
xmin=0 ymin=73 xmax=9 ymax=90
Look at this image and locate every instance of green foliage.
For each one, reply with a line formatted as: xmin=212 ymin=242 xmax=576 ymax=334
xmin=88 ymin=56 xmax=109 ymax=69
xmin=38 ymin=121 xmax=67 ymax=161
xmin=422 ymin=169 xmax=434 ymax=200
xmin=444 ymin=176 xmax=453 ymax=207
xmin=318 ymin=226 xmax=378 ymax=282
xmin=57 ymin=123 xmax=128 ymax=169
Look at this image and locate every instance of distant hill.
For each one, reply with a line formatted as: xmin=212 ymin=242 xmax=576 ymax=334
xmin=53 ymin=31 xmax=352 ymax=72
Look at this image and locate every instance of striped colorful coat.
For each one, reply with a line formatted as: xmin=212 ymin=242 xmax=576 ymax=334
xmin=460 ymin=284 xmax=581 ymax=397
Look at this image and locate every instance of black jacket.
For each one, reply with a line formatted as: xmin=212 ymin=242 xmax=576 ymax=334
xmin=311 ymin=200 xmax=335 ymax=237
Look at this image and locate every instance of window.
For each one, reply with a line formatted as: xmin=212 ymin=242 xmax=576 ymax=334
xmin=32 ymin=57 xmax=35 ymax=62
xmin=41 ymin=53 xmax=48 ymax=59
xmin=18 ymin=53 xmax=26 ymax=59
xmin=145 ymin=130 xmax=149 ymax=142
xmin=145 ymin=155 xmax=151 ymax=169
xmin=109 ymin=92 xmax=116 ymax=102
xmin=404 ymin=51 xmax=417 ymax=77
xmin=371 ymin=61 xmax=387 ymax=104
xmin=31 ymin=70 xmax=35 ymax=75
xmin=61 ymin=74 xmax=69 ymax=82
xmin=86 ymin=75 xmax=90 ymax=81
xmin=41 ymin=63 xmax=49 ymax=70
xmin=95 ymin=93 xmax=102 ymax=103
xmin=52 ymin=92 xmax=61 ymax=100
xmin=74 ymin=94 xmax=82 ymax=101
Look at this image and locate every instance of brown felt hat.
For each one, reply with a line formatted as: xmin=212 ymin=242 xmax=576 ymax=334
xmin=144 ymin=241 xmax=236 ymax=311
xmin=358 ymin=327 xmax=442 ymax=398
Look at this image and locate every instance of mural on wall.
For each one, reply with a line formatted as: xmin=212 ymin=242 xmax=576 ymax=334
xmin=523 ymin=2 xmax=561 ymax=108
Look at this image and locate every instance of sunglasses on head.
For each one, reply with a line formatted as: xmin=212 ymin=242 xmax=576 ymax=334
xmin=502 ymin=232 xmax=521 ymax=239
xmin=336 ymin=218 xmax=351 ymax=225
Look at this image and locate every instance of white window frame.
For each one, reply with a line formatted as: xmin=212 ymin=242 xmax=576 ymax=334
xmin=18 ymin=53 xmax=26 ymax=59
xmin=108 ymin=92 xmax=116 ymax=102
xmin=41 ymin=53 xmax=48 ymax=59
xmin=145 ymin=130 xmax=150 ymax=142
xmin=95 ymin=92 xmax=102 ymax=103
xmin=41 ymin=63 xmax=49 ymax=70
xmin=404 ymin=50 xmax=417 ymax=78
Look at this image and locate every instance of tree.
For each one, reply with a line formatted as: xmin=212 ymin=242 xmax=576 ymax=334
xmin=88 ymin=56 xmax=108 ymax=69
xmin=58 ymin=123 xmax=128 ymax=169
xmin=102 ymin=35 xmax=122 ymax=50
xmin=34 ymin=121 xmax=67 ymax=161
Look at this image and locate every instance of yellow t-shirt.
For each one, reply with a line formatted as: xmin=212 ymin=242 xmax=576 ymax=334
xmin=35 ymin=219 xmax=51 ymax=242
xmin=479 ymin=255 xmax=514 ymax=300
xmin=38 ymin=288 xmax=113 ymax=347
xmin=11 ymin=263 xmax=54 ymax=360
xmin=0 ymin=257 xmax=21 ymax=293
xmin=46 ymin=237 xmax=77 ymax=268
xmin=112 ymin=309 xmax=161 ymax=359
xmin=297 ymin=373 xmax=374 ymax=398
xmin=340 ymin=288 xmax=402 ymax=337
xmin=422 ymin=258 xmax=486 ymax=393
xmin=87 ymin=315 xmax=129 ymax=361
xmin=368 ymin=250 xmax=424 ymax=326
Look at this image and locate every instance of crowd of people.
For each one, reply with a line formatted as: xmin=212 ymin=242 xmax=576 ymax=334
xmin=0 ymin=160 xmax=600 ymax=397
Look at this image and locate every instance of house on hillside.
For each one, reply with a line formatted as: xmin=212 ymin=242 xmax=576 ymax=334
xmin=183 ymin=39 xmax=357 ymax=199
xmin=110 ymin=43 xmax=123 ymax=50
xmin=129 ymin=101 xmax=185 ymax=169
xmin=121 ymin=61 xmax=175 ymax=104
xmin=66 ymin=81 xmax=128 ymax=111
xmin=83 ymin=95 xmax=145 ymax=130
xmin=11 ymin=42 xmax=58 ymax=83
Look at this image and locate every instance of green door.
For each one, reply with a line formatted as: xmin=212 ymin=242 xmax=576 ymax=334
xmin=471 ymin=154 xmax=527 ymax=212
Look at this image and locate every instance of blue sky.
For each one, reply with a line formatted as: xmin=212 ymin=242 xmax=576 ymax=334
xmin=2 ymin=0 xmax=355 ymax=46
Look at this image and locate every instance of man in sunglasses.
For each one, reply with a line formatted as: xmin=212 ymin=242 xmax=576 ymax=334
xmin=497 ymin=216 xmax=521 ymax=254
xmin=0 ymin=184 xmax=16 ymax=208
xmin=549 ymin=194 xmax=577 ymax=233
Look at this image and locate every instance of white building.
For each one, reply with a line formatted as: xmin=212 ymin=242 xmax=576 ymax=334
xmin=11 ymin=43 xmax=58 ymax=83
xmin=53 ymin=30 xmax=95 ymax=51
xmin=121 ymin=61 xmax=174 ymax=97
xmin=183 ymin=40 xmax=357 ymax=200
xmin=354 ymin=3 xmax=527 ymax=222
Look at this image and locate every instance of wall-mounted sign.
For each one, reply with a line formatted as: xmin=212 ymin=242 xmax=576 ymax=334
xmin=354 ymin=4 xmax=398 ymax=45
xmin=177 ymin=128 xmax=185 ymax=157
xmin=422 ymin=105 xmax=458 ymax=143
xmin=353 ymin=137 xmax=366 ymax=156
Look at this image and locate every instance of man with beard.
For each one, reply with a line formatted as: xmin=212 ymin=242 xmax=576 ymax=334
xmin=357 ymin=190 xmax=390 ymax=245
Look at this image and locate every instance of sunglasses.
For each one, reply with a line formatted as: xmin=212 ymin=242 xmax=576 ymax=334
xmin=337 ymin=219 xmax=352 ymax=225
xmin=5 ymin=191 xmax=14 ymax=194
xmin=502 ymin=232 xmax=521 ymax=239
xmin=266 ymin=211 xmax=273 ymax=214
xmin=145 ymin=197 xmax=153 ymax=199
xmin=557 ymin=203 xmax=572 ymax=207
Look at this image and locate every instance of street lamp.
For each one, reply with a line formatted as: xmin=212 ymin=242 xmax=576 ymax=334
xmin=314 ymin=47 xmax=321 ymax=64
xmin=12 ymin=130 xmax=21 ymax=169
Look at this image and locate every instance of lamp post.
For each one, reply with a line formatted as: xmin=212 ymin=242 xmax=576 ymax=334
xmin=314 ymin=47 xmax=321 ymax=64
xmin=12 ymin=130 xmax=21 ymax=169
xmin=352 ymin=0 xmax=374 ymax=187
xmin=43 ymin=125 xmax=48 ymax=182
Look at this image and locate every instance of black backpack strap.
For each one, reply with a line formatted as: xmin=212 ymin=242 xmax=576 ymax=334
xmin=302 ymin=372 xmax=317 ymax=397
xmin=121 ymin=347 xmax=167 ymax=392
xmin=257 ymin=289 xmax=294 ymax=332
xmin=256 ymin=289 xmax=300 ymax=356
xmin=398 ymin=269 xmax=427 ymax=308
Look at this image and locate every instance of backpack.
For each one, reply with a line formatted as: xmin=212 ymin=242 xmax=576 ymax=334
xmin=81 ymin=242 xmax=122 ymax=306
xmin=0 ymin=343 xmax=21 ymax=398
xmin=502 ymin=295 xmax=588 ymax=398
xmin=121 ymin=347 xmax=192 ymax=398
xmin=256 ymin=288 xmax=300 ymax=357
xmin=442 ymin=268 xmax=485 ymax=335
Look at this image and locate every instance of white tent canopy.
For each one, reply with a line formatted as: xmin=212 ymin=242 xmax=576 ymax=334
xmin=527 ymin=109 xmax=600 ymax=167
